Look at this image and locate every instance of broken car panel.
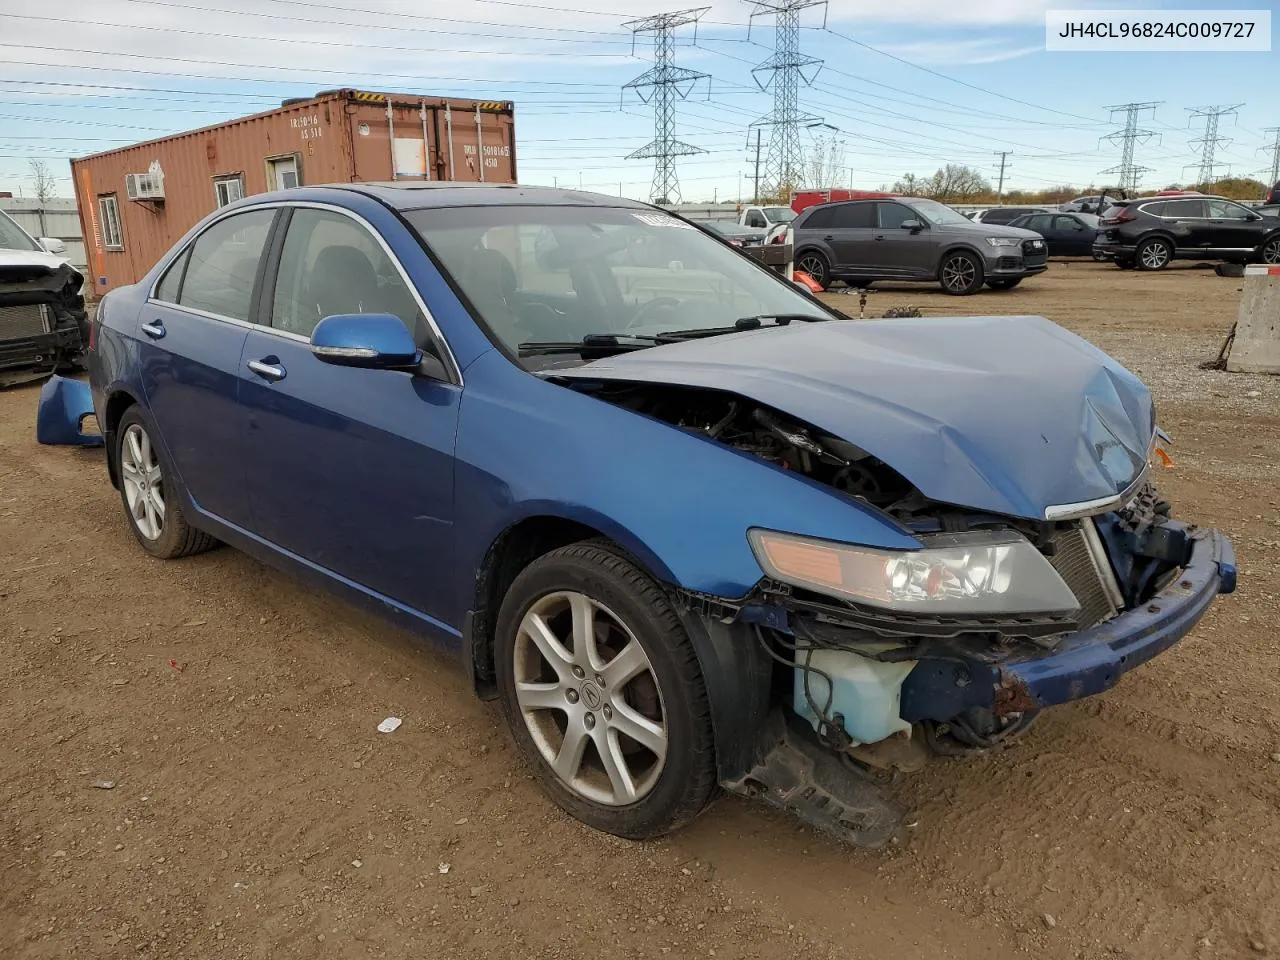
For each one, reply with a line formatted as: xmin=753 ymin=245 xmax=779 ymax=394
xmin=74 ymin=183 xmax=1236 ymax=850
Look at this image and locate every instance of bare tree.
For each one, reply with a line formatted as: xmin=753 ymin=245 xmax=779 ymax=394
xmin=805 ymin=132 xmax=847 ymax=189
xmin=891 ymin=172 xmax=922 ymax=195
xmin=28 ymin=159 xmax=57 ymax=201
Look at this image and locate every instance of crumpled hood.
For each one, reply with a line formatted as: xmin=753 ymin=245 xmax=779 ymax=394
xmin=555 ymin=315 xmax=1154 ymax=521
xmin=0 ymin=248 xmax=71 ymax=273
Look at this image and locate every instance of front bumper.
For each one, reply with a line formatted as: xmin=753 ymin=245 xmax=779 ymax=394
xmin=995 ymin=526 xmax=1235 ymax=713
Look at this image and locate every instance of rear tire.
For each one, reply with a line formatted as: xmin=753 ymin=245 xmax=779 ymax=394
xmin=114 ymin=408 xmax=218 ymax=560
xmin=985 ymin=278 xmax=1022 ymax=290
xmin=939 ymin=250 xmax=984 ymax=295
xmin=1262 ymin=236 xmax=1280 ymax=265
xmin=1136 ymin=237 xmax=1172 ymax=271
xmin=796 ymin=250 xmax=830 ymax=291
xmin=494 ymin=540 xmax=717 ymax=841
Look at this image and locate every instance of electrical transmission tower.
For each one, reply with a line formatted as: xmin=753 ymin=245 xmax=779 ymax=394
xmin=745 ymin=0 xmax=827 ymax=200
xmin=621 ymin=8 xmax=711 ymax=205
xmin=993 ymin=151 xmax=1011 ymax=199
xmin=1185 ymin=104 xmax=1243 ymax=185
xmin=1100 ymin=102 xmax=1161 ymax=194
xmin=1258 ymin=127 xmax=1280 ymax=186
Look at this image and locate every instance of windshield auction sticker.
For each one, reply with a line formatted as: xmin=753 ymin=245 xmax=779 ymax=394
xmin=1046 ymin=9 xmax=1271 ymax=50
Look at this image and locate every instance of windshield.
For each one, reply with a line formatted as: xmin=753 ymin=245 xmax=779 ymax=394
xmin=406 ymin=205 xmax=833 ymax=365
xmin=0 ymin=210 xmax=41 ymax=252
xmin=763 ymin=206 xmax=796 ymax=222
xmin=902 ymin=198 xmax=972 ymax=226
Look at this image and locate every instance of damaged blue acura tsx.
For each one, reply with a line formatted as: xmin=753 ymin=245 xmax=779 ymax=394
xmin=77 ymin=183 xmax=1235 ymax=846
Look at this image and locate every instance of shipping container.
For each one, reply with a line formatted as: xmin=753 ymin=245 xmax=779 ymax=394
xmin=70 ymin=89 xmax=516 ymax=293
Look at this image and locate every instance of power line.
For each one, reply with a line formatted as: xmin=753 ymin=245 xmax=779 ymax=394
xmin=622 ymin=7 xmax=712 ymax=204
xmin=745 ymin=0 xmax=826 ymax=198
xmin=1100 ymin=102 xmax=1161 ymax=193
xmin=1185 ymin=103 xmax=1243 ymax=184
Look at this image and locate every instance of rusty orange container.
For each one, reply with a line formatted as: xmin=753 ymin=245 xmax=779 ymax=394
xmin=70 ymin=89 xmax=516 ymax=293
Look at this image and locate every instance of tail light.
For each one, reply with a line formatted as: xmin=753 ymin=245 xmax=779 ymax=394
xmin=770 ymin=233 xmax=786 ymax=244
xmin=1103 ymin=208 xmax=1137 ymax=225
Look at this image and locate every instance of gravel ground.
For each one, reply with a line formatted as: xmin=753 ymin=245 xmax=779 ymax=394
xmin=3 ymin=261 xmax=1278 ymax=960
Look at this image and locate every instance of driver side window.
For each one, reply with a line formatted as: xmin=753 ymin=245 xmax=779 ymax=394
xmin=1206 ymin=199 xmax=1252 ymax=220
xmin=270 ymin=208 xmax=424 ymax=341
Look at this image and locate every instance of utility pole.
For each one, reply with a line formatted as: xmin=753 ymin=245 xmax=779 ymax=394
xmin=621 ymin=7 xmax=711 ymax=205
xmin=1100 ymin=101 xmax=1161 ymax=194
xmin=746 ymin=0 xmax=827 ymax=200
xmin=993 ymin=150 xmax=1011 ymax=199
xmin=1185 ymin=104 xmax=1243 ymax=186
xmin=1261 ymin=127 xmax=1280 ymax=187
xmin=751 ymin=127 xmax=762 ymax=202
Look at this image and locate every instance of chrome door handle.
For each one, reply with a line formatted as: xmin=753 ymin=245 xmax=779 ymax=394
xmin=248 ymin=359 xmax=286 ymax=382
xmin=140 ymin=320 xmax=165 ymax=339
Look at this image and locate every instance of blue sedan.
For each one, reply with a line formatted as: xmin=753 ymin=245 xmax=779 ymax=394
xmin=81 ymin=183 xmax=1235 ymax=847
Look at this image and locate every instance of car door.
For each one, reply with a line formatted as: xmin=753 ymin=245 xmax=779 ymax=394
xmin=1205 ymin=198 xmax=1267 ymax=253
xmin=872 ymin=201 xmax=934 ymax=277
xmin=1052 ymin=214 xmax=1093 ymax=256
xmin=139 ymin=206 xmax=277 ymax=526
xmin=823 ymin=202 xmax=878 ymax=275
xmin=1160 ymin=199 xmax=1210 ymax=251
xmin=238 ymin=204 xmax=461 ymax=623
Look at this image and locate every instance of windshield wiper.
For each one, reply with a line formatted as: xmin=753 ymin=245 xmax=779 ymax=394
xmin=517 ymin=333 xmax=659 ymax=358
xmin=656 ymin=313 xmax=829 ymax=342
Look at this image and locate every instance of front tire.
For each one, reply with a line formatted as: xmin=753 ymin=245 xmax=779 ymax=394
xmin=796 ymin=250 xmax=830 ymax=291
xmin=114 ymin=408 xmax=218 ymax=559
xmin=1136 ymin=237 xmax=1172 ymax=271
xmin=939 ymin=250 xmax=984 ymax=295
xmin=494 ymin=540 xmax=717 ymax=841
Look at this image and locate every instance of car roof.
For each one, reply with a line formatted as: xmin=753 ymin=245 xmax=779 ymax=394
xmin=319 ymin=181 xmax=655 ymax=212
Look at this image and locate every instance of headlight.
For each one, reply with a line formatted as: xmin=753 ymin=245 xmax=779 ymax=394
xmin=985 ymin=237 xmax=1021 ymax=248
xmin=748 ymin=529 xmax=1080 ymax=615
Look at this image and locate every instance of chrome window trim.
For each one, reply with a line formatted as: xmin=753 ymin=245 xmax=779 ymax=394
xmin=1043 ymin=464 xmax=1150 ymax=522
xmin=145 ymin=199 xmax=463 ymax=386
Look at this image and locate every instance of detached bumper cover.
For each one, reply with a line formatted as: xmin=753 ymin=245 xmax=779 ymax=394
xmin=996 ymin=526 xmax=1234 ymax=713
xmin=35 ymin=373 xmax=103 ymax=446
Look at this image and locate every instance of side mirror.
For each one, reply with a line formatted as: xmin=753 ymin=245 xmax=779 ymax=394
xmin=899 ymin=219 xmax=924 ymax=232
xmin=310 ymin=313 xmax=422 ymax=371
xmin=39 ymin=237 xmax=66 ymax=255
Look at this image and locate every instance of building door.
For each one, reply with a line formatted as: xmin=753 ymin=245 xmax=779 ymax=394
xmin=268 ymin=156 xmax=299 ymax=191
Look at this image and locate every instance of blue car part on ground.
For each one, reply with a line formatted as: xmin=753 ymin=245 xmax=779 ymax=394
xmin=36 ymin=374 xmax=103 ymax=447
xmin=78 ymin=182 xmax=1236 ymax=850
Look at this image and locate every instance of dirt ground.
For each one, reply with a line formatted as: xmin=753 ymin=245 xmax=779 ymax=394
xmin=3 ymin=261 xmax=1279 ymax=960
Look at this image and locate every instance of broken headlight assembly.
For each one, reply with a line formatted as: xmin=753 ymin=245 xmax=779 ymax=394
xmin=748 ymin=528 xmax=1080 ymax=616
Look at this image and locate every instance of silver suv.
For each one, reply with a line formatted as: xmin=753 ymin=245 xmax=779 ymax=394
xmin=792 ymin=197 xmax=1048 ymax=295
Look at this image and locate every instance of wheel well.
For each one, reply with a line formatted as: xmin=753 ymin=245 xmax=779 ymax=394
xmin=936 ymin=244 xmax=985 ymax=278
xmin=1137 ymin=233 xmax=1175 ymax=250
xmin=466 ymin=516 xmax=607 ymax=697
xmin=102 ymin=390 xmax=138 ymax=489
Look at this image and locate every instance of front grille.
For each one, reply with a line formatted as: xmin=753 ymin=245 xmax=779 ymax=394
xmin=1049 ymin=521 xmax=1121 ymax=629
xmin=1022 ymin=239 xmax=1048 ymax=265
xmin=996 ymin=256 xmax=1019 ymax=270
xmin=0 ymin=303 xmax=52 ymax=339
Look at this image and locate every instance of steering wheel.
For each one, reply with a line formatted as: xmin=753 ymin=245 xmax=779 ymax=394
xmin=625 ymin=296 xmax=683 ymax=330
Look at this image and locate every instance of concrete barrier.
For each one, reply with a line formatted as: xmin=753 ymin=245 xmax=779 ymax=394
xmin=1226 ymin=265 xmax=1280 ymax=375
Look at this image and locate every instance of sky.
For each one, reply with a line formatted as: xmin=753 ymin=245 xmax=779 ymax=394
xmin=0 ymin=0 xmax=1277 ymax=203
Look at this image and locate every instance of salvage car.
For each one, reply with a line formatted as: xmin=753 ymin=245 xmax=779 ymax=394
xmin=1008 ymin=211 xmax=1103 ymax=259
xmin=71 ymin=184 xmax=1236 ymax=848
xmin=1094 ymin=194 xmax=1280 ymax=269
xmin=1 ymin=208 xmax=88 ymax=387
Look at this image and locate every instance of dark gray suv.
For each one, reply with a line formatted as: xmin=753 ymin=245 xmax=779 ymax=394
xmin=792 ymin=197 xmax=1048 ymax=295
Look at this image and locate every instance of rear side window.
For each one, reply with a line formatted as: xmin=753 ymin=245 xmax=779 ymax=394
xmin=1022 ymin=214 xmax=1052 ymax=232
xmin=178 ymin=209 xmax=276 ymax=321
xmin=1162 ymin=199 xmax=1207 ymax=219
xmin=799 ymin=206 xmax=835 ymax=229
xmin=153 ymin=247 xmax=190 ymax=303
xmin=829 ymin=203 xmax=875 ymax=229
xmin=1053 ymin=215 xmax=1083 ymax=230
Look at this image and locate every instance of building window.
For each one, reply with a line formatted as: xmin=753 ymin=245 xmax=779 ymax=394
xmin=267 ymin=156 xmax=300 ymax=191
xmin=214 ymin=175 xmax=245 ymax=207
xmin=98 ymin=194 xmax=123 ymax=250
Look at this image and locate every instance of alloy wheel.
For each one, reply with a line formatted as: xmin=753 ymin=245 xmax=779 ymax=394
xmin=1140 ymin=241 xmax=1170 ymax=270
xmin=941 ymin=255 xmax=976 ymax=292
xmin=119 ymin=423 xmax=165 ymax=541
xmin=1263 ymin=238 xmax=1280 ymax=265
xmin=513 ymin=591 xmax=667 ymax=806
xmin=797 ymin=253 xmax=827 ymax=287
